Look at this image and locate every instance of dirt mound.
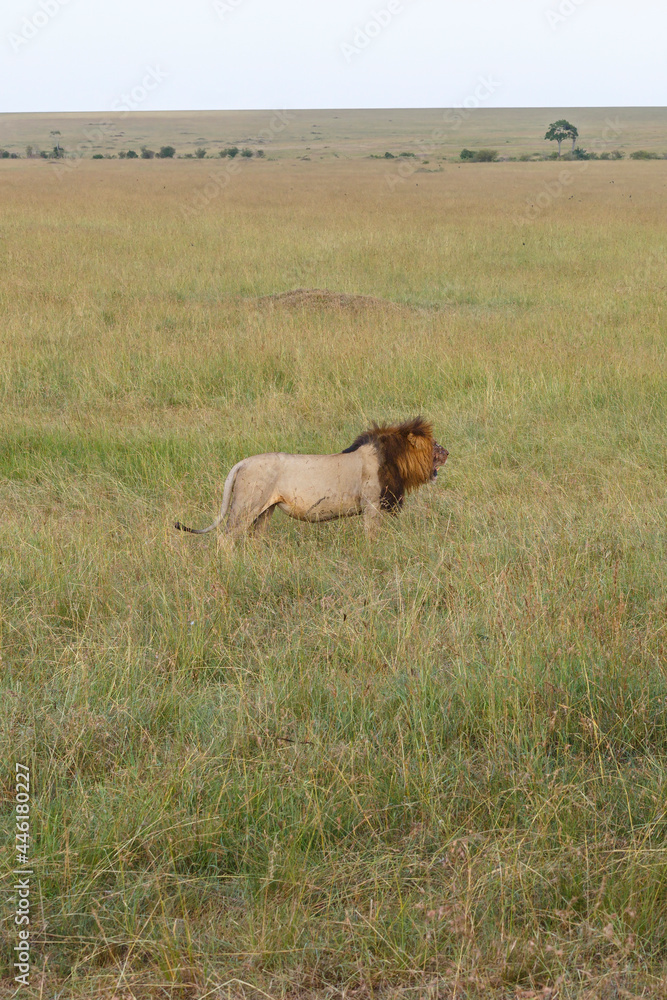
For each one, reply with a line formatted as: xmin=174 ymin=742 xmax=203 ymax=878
xmin=256 ymin=288 xmax=401 ymax=310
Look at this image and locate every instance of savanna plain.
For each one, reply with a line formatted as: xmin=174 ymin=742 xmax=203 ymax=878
xmin=1 ymin=142 xmax=667 ymax=1000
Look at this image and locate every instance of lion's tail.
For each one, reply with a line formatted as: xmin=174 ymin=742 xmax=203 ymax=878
xmin=174 ymin=460 xmax=245 ymax=535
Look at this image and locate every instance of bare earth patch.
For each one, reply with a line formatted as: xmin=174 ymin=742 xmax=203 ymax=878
xmin=255 ymin=287 xmax=402 ymax=310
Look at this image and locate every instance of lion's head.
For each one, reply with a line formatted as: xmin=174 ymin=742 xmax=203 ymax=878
xmin=343 ymin=417 xmax=447 ymax=511
xmin=432 ymin=441 xmax=449 ymax=480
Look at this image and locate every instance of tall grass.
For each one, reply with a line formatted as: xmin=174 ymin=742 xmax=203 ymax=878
xmin=1 ymin=159 xmax=666 ymax=998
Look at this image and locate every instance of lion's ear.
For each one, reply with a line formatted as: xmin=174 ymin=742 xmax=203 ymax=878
xmin=407 ymin=432 xmax=418 ymax=447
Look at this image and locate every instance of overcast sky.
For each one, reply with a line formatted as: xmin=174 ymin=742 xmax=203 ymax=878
xmin=2 ymin=0 xmax=665 ymax=113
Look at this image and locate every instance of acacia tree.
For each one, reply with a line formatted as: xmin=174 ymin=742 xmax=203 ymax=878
xmin=544 ymin=119 xmax=579 ymax=157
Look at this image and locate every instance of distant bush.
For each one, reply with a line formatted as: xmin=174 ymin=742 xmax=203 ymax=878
xmin=195 ymin=147 xmax=207 ymax=158
xmin=125 ymin=149 xmax=138 ymax=159
xmin=570 ymin=147 xmax=591 ymax=160
xmin=599 ymin=152 xmax=611 ymax=160
xmin=219 ymin=146 xmax=239 ymax=158
xmin=157 ymin=146 xmax=176 ymax=159
xmin=0 ymin=149 xmax=9 ymax=158
xmin=140 ymin=147 xmax=155 ymax=159
xmin=255 ymin=149 xmax=265 ymax=158
xmin=473 ymin=149 xmax=498 ymax=162
xmin=383 ymin=151 xmax=395 ymax=158
xmin=241 ymin=147 xmax=254 ymax=157
xmin=92 ymin=154 xmax=104 ymax=159
xmin=460 ymin=148 xmax=475 ymax=160
xmin=399 ymin=151 xmax=416 ymax=158
xmin=629 ymin=150 xmax=660 ymax=159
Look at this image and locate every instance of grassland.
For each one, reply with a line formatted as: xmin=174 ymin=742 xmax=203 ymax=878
xmin=2 ymin=107 xmax=667 ymax=160
xmin=1 ymin=151 xmax=666 ymax=999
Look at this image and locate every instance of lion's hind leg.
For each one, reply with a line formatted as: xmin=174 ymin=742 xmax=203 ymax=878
xmin=224 ymin=473 xmax=279 ymax=540
xmin=250 ymin=504 xmax=277 ymax=537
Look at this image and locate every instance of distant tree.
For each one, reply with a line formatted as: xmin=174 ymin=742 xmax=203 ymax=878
xmin=157 ymin=146 xmax=176 ymax=158
xmin=140 ymin=146 xmax=155 ymax=159
xmin=241 ymin=147 xmax=253 ymax=157
xmin=544 ymin=119 xmax=578 ymax=157
xmin=0 ymin=149 xmax=9 ymax=158
xmin=255 ymin=149 xmax=265 ymax=158
xmin=50 ymin=130 xmax=63 ymax=156
xmin=473 ymin=148 xmax=498 ymax=162
xmin=126 ymin=149 xmax=138 ymax=158
xmin=459 ymin=148 xmax=475 ymax=160
xmin=92 ymin=154 xmax=104 ymax=159
xmin=629 ymin=149 xmax=660 ymax=159
xmin=25 ymin=144 xmax=33 ymax=158
xmin=195 ymin=147 xmax=207 ymax=158
xmin=226 ymin=146 xmax=239 ymax=158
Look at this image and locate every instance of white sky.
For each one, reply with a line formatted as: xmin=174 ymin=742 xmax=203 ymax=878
xmin=1 ymin=0 xmax=665 ymax=113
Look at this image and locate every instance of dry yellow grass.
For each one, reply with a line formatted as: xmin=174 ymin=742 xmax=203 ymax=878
xmin=0 ymin=155 xmax=666 ymax=999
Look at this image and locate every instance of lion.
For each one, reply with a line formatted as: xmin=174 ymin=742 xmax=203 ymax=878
xmin=175 ymin=417 xmax=448 ymax=540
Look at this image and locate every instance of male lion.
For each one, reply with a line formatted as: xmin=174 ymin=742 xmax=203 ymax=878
xmin=175 ymin=417 xmax=448 ymax=540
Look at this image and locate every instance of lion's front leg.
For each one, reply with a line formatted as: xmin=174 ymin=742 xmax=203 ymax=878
xmin=362 ymin=500 xmax=384 ymax=540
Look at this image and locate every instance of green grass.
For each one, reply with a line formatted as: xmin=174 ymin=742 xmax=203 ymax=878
xmin=0 ymin=156 xmax=666 ymax=998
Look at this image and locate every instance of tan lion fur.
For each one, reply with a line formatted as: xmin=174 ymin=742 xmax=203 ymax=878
xmin=175 ymin=418 xmax=447 ymax=540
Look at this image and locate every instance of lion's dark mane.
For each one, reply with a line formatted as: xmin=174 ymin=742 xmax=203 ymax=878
xmin=342 ymin=416 xmax=434 ymax=513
